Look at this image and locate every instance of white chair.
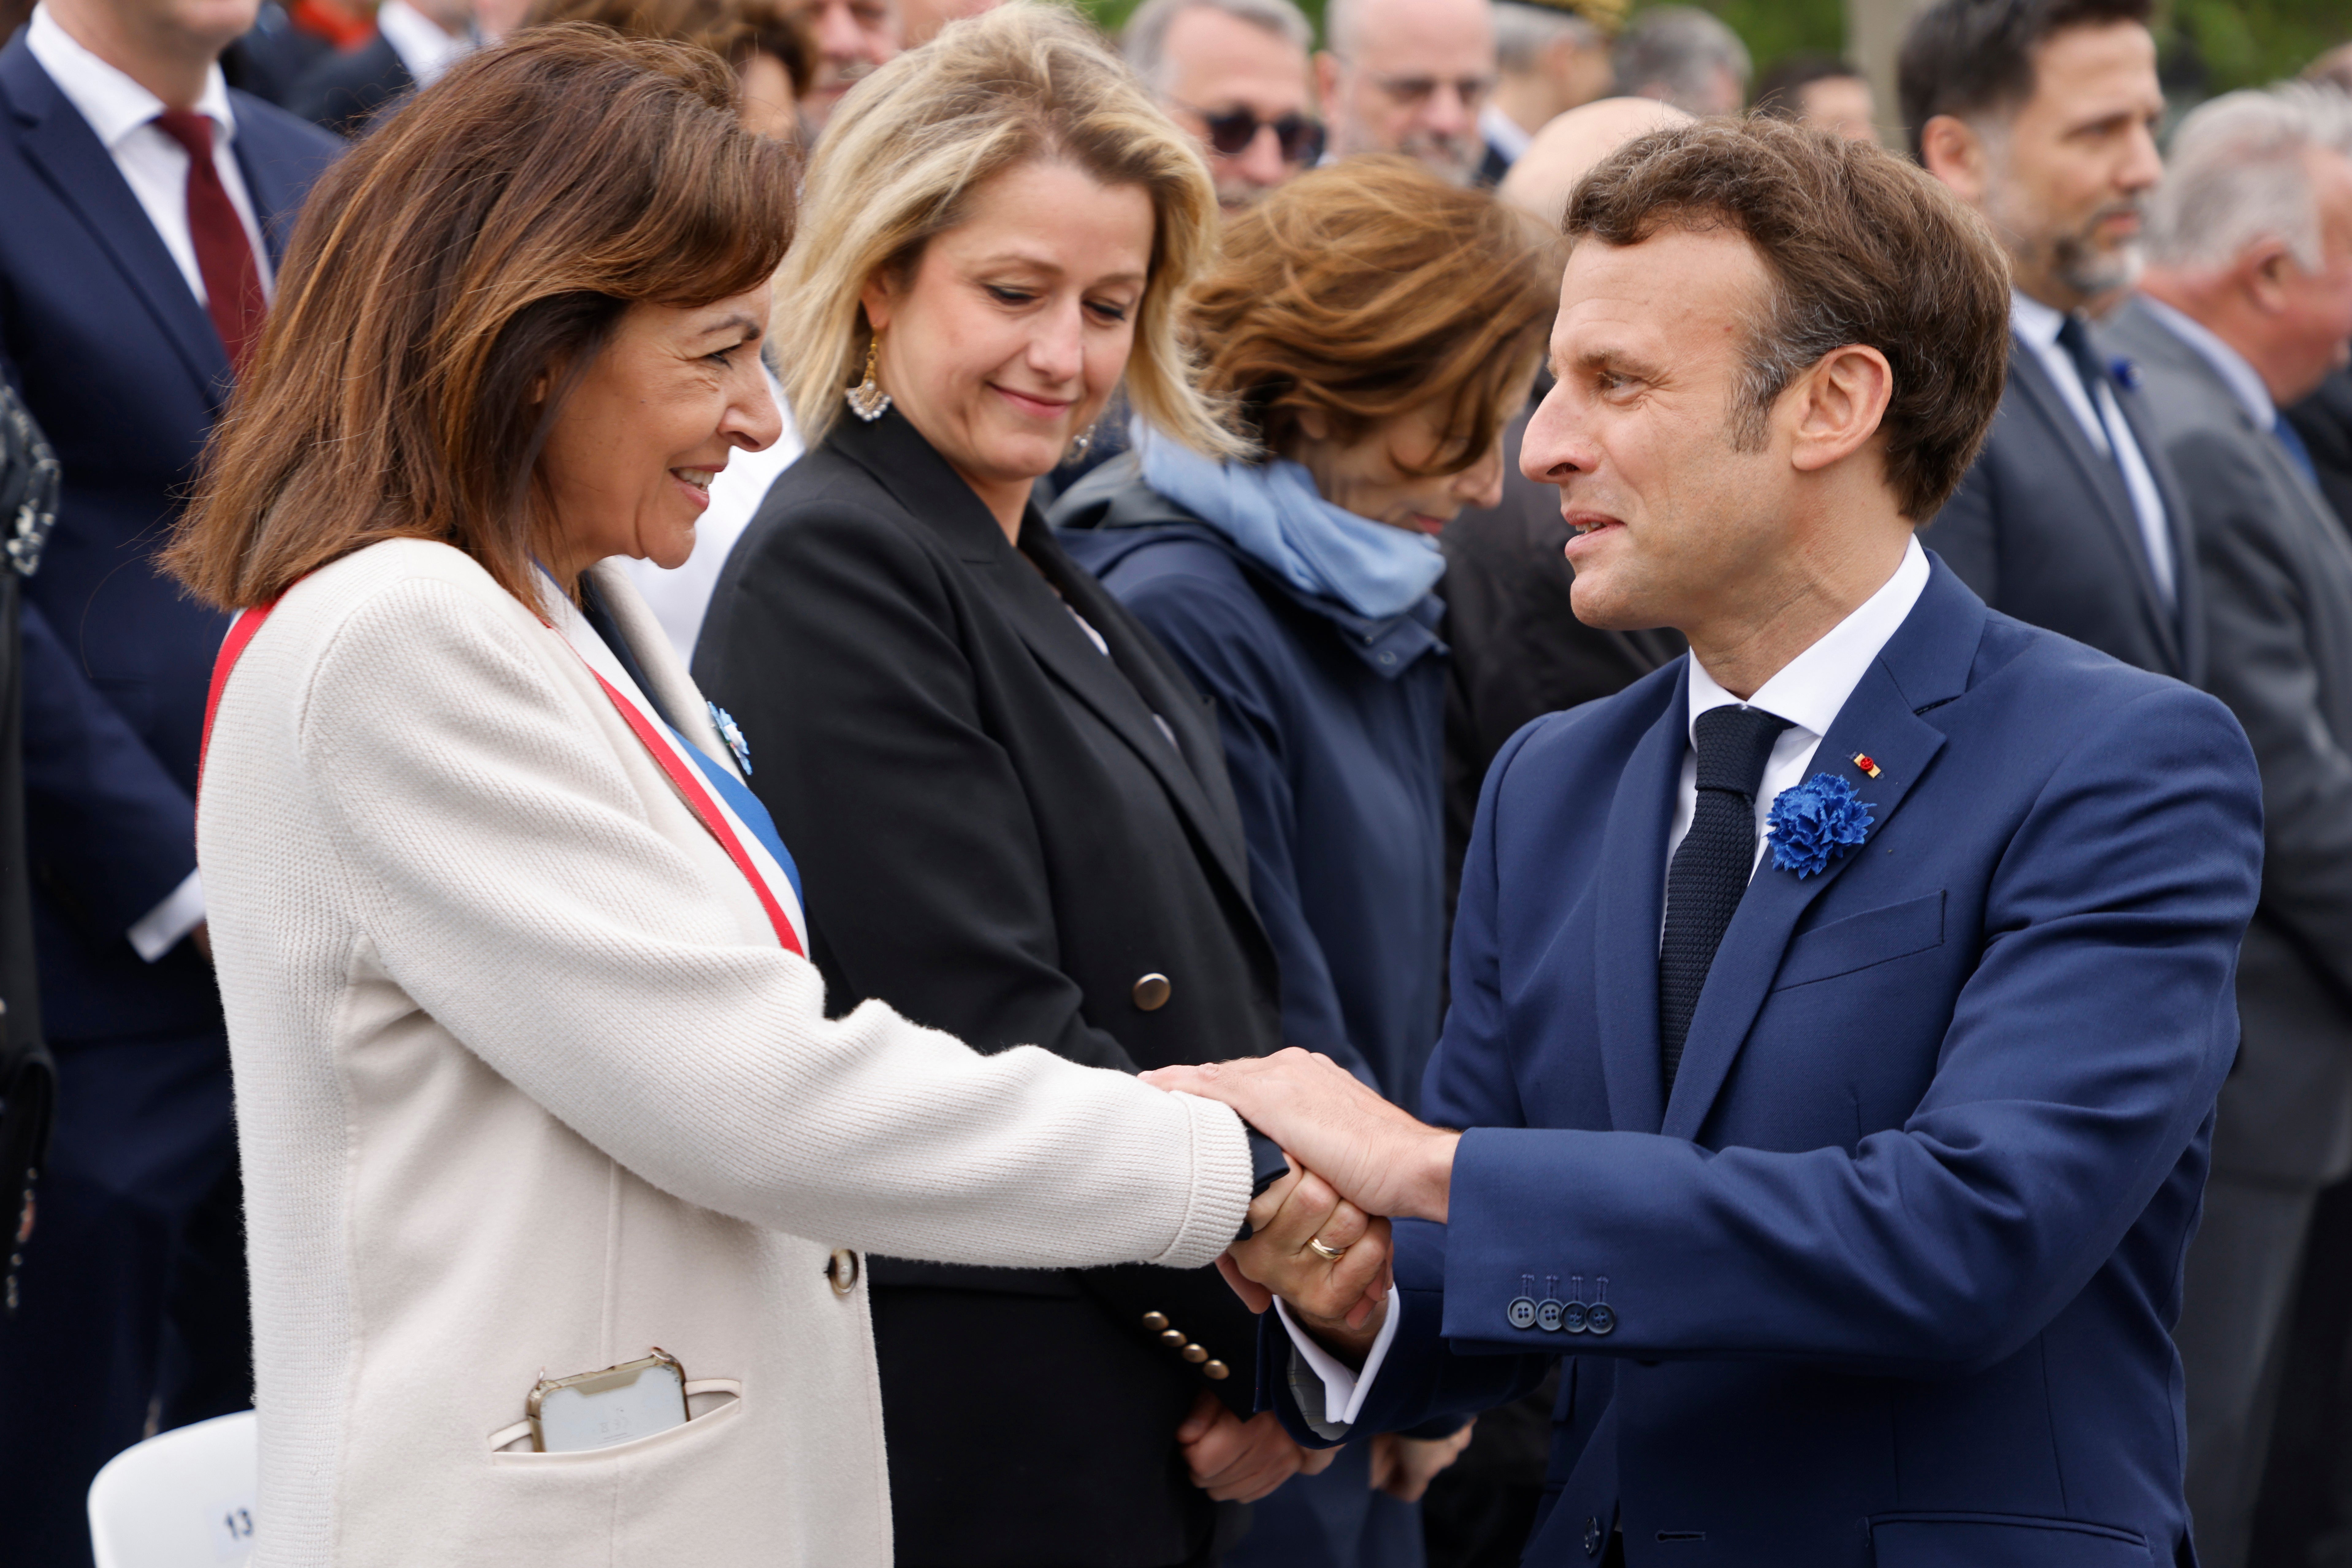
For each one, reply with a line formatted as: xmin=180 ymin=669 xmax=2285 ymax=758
xmin=87 ymin=1409 xmax=259 ymax=1568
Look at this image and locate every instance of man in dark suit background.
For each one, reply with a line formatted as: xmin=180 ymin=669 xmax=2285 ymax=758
xmin=287 ymin=0 xmax=472 ymax=134
xmin=1904 ymin=0 xmax=2201 ymax=686
xmin=0 ymin=0 xmax=335 ymax=1554
xmin=2099 ymin=83 xmax=2352 ymax=1568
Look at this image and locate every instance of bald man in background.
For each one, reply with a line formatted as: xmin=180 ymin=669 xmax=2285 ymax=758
xmin=1317 ymin=0 xmax=1494 ymax=186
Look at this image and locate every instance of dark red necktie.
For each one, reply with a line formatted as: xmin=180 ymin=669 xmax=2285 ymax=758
xmin=151 ymin=109 xmax=265 ymax=373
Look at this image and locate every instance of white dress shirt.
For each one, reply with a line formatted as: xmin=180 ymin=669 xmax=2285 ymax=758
xmin=28 ymin=2 xmax=268 ymax=959
xmin=26 ymin=4 xmax=274 ymax=309
xmin=1479 ymin=101 xmax=1534 ymax=166
xmin=2008 ymin=289 xmax=2174 ymax=602
xmin=373 ymin=0 xmax=475 ymax=90
xmin=1281 ymin=536 xmax=1934 ymax=1427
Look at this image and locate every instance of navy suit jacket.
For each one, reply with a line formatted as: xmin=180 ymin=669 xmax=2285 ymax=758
xmin=1928 ymin=330 xmax=2205 ymax=687
xmin=0 ymin=32 xmax=338 ymax=1043
xmin=1272 ymin=561 xmax=2262 ymax=1567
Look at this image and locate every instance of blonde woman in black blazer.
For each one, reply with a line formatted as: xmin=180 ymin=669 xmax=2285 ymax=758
xmin=694 ymin=9 xmax=1376 ymax=1566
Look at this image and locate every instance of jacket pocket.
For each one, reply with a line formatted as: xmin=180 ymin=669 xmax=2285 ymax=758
xmin=1773 ymin=891 xmax=1945 ymax=991
xmin=487 ymin=1379 xmax=743 ymax=1461
xmin=1870 ymin=1511 xmax=2153 ymax=1567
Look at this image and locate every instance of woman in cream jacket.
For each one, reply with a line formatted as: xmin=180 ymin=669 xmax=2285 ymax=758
xmin=162 ymin=29 xmax=1318 ymax=1565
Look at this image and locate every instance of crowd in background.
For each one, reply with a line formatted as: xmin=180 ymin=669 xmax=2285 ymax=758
xmin=6 ymin=0 xmax=2352 ymax=1561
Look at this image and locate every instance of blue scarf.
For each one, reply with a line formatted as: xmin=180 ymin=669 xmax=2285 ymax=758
xmin=1136 ymin=425 xmax=1445 ymax=621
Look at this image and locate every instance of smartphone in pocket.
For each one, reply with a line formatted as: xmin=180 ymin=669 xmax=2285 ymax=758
xmin=528 ymin=1349 xmax=689 ymax=1453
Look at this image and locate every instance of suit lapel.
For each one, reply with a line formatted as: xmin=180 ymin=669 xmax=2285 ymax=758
xmin=2007 ymin=341 xmax=2185 ymax=675
xmin=1007 ymin=527 xmax=1258 ymax=902
xmin=2 ymin=37 xmax=230 ymax=402
xmin=1660 ymin=565 xmax=1984 ymax=1142
xmin=833 ymin=413 xmax=1258 ymax=906
xmin=227 ymin=96 xmax=312 ymax=269
xmin=1591 ymin=674 xmax=1685 ymax=1135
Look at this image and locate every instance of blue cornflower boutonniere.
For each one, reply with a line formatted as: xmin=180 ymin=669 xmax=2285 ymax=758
xmin=709 ymin=701 xmax=753 ymax=777
xmin=1766 ymin=773 xmax=1875 ymax=878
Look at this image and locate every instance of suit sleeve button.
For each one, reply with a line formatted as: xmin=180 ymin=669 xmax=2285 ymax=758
xmin=1203 ymin=1360 xmax=1230 ymax=1379
xmin=1141 ymin=1312 xmax=1169 ymax=1332
xmin=1584 ymin=1517 xmax=1603 ymax=1556
xmin=1585 ymin=1303 xmax=1616 ymax=1336
xmin=1159 ymin=1328 xmax=1186 ymax=1348
xmin=1182 ymin=1344 xmax=1208 ymax=1363
xmin=1507 ymin=1296 xmax=1538 ymax=1330
xmin=1132 ymin=973 xmax=1172 ymax=1010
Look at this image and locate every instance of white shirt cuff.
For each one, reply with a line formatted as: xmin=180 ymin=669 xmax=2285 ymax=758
xmin=127 ymin=870 xmax=205 ymax=962
xmin=1274 ymin=1290 xmax=1402 ymax=1430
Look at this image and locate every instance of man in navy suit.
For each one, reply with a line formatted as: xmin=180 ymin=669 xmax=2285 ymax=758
xmin=0 ymin=0 xmax=334 ymax=1556
xmin=1148 ymin=117 xmax=2262 ymax=1566
xmin=1903 ymin=0 xmax=2201 ymax=687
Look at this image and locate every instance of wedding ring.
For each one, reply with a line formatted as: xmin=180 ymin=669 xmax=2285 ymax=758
xmin=1306 ymin=1236 xmax=1349 ymax=1263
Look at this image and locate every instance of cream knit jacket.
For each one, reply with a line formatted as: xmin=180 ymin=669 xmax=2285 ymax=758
xmin=198 ymin=539 xmax=1253 ymax=1566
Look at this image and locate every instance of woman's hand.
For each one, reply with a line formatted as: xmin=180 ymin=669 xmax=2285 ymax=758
xmin=1176 ymin=1389 xmax=1337 ymax=1502
xmin=1219 ymin=1161 xmax=1393 ymax=1347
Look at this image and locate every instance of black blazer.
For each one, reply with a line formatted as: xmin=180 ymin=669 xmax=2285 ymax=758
xmin=1925 ymin=327 xmax=2204 ymax=685
xmin=696 ymin=409 xmax=1282 ymax=1568
xmin=288 ymin=33 xmax=413 ymax=137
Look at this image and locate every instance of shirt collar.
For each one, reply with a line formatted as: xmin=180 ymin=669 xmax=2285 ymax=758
xmin=26 ymin=3 xmax=235 ymax=152
xmin=374 ymin=0 xmax=474 ymax=89
xmin=2135 ymin=293 xmax=2277 ymax=431
xmin=2007 ymin=287 xmax=2068 ymax=353
xmin=1480 ymin=101 xmax=1533 ymax=163
xmin=1686 ymin=534 xmax=1931 ymax=747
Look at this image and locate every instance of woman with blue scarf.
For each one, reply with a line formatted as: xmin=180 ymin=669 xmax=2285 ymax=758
xmin=1055 ymin=157 xmax=1558 ymax=1568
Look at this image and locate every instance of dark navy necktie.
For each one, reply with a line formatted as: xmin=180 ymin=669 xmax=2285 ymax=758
xmin=2274 ymin=417 xmax=2321 ymax=489
xmin=1659 ymin=703 xmax=1790 ymax=1095
xmin=2053 ymin=315 xmax=2125 ymax=474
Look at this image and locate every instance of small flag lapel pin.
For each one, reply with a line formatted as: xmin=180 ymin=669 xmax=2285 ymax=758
xmin=1852 ymin=752 xmax=1883 ymax=779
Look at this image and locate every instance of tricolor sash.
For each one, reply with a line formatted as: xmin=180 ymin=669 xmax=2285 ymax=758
xmin=199 ymin=586 xmax=808 ymax=957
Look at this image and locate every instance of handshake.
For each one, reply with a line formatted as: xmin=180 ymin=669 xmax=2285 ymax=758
xmin=1147 ymin=1048 xmax=1473 ymax=1506
xmin=1143 ymin=1048 xmax=1464 ymax=1364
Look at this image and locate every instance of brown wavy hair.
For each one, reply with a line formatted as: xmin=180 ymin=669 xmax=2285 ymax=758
xmin=1188 ymin=155 xmax=1561 ymax=474
xmin=164 ymin=26 xmax=799 ymax=610
xmin=521 ymin=0 xmax=814 ymax=96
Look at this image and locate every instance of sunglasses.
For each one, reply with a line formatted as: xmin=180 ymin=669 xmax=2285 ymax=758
xmin=1175 ymin=102 xmax=1327 ymax=165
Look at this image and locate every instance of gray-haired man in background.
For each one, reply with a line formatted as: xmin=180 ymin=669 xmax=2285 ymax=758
xmin=1610 ymin=3 xmax=1747 ymax=116
xmin=2100 ymin=82 xmax=2352 ymax=1568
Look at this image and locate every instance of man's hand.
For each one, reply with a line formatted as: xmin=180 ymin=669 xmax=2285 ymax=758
xmin=1224 ymin=1162 xmax=1393 ymax=1334
xmin=1149 ymin=1049 xmax=1460 ymax=1223
xmin=1176 ymin=1388 xmax=1337 ymax=1502
xmin=1368 ymin=1423 xmax=1475 ymax=1502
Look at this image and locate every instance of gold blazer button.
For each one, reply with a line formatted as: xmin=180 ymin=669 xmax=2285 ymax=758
xmin=1132 ymin=973 xmax=1172 ymax=1011
xmin=827 ymin=1249 xmax=861 ymax=1296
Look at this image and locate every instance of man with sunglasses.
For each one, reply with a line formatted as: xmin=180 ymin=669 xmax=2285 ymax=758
xmin=1319 ymin=0 xmax=1497 ymax=187
xmin=1124 ymin=0 xmax=1323 ymax=212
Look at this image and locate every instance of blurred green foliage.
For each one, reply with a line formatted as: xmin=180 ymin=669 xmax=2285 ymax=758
xmin=1071 ymin=0 xmax=2348 ymax=101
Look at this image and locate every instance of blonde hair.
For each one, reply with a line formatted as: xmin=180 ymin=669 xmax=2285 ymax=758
xmin=775 ymin=2 xmax=1239 ymax=456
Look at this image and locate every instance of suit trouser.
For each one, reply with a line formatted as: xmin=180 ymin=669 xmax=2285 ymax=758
xmin=0 ymin=1033 xmax=248 ymax=1568
xmin=2178 ymin=1171 xmax=2321 ymax=1568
